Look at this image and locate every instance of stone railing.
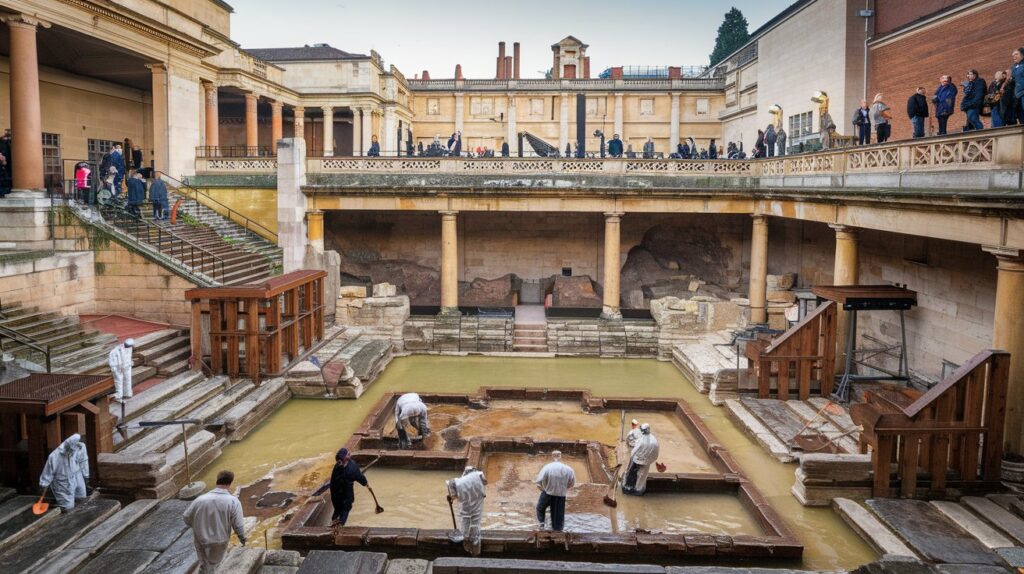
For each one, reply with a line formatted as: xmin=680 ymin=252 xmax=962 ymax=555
xmin=407 ymin=77 xmax=725 ymax=92
xmin=305 ymin=156 xmax=756 ymax=176
xmin=194 ymin=156 xmax=278 ymax=174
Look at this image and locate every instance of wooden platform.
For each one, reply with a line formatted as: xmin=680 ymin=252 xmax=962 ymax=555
xmin=725 ymin=396 xmax=861 ymax=462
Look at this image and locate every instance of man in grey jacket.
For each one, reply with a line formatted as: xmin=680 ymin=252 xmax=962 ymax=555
xmin=183 ymin=470 xmax=246 ymax=574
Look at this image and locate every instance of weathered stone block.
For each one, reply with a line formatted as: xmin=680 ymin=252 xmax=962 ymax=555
xmin=340 ymin=285 xmax=367 ymax=298
xmin=372 ymin=283 xmax=397 ymax=297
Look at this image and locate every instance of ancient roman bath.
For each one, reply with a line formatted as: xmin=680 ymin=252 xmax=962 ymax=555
xmin=199 ymin=356 xmax=877 ymax=569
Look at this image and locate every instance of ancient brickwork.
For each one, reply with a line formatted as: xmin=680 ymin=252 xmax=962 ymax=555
xmin=0 ymin=251 xmax=96 ymax=316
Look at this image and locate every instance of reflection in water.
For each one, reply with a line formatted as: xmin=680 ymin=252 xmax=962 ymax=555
xmin=199 ymin=356 xmax=877 ymax=569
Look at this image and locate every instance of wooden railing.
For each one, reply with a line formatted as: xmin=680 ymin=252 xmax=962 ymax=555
xmin=851 ymin=349 xmax=1010 ymax=498
xmin=746 ymin=301 xmax=837 ymax=400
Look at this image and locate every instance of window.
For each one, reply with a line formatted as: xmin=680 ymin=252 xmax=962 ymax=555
xmin=42 ymin=133 xmax=61 ymax=181
xmin=88 ymin=139 xmax=119 ymax=169
xmin=789 ymin=111 xmax=814 ymax=138
xmin=696 ymin=98 xmax=710 ymax=116
xmin=426 ymin=98 xmax=440 ymax=116
xmin=470 ymin=97 xmax=493 ymax=116
xmin=530 ymin=98 xmax=544 ymax=117
xmin=639 ymin=98 xmax=654 ymax=116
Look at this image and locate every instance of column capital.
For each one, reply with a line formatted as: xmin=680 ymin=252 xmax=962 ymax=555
xmin=984 ymin=246 xmax=1024 ymax=268
xmin=829 ymin=223 xmax=859 ymax=237
xmin=321 ymin=105 xmax=334 ymax=114
xmin=1 ymin=14 xmax=51 ymax=30
xmin=145 ymin=62 xmax=168 ymax=74
xmin=603 ymin=211 xmax=624 ymax=220
xmin=201 ymin=80 xmax=217 ymax=90
xmin=751 ymin=214 xmax=768 ymax=223
xmin=670 ymin=92 xmax=680 ymax=100
xmin=270 ymin=100 xmax=284 ymax=110
xmin=244 ymin=92 xmax=258 ymax=101
xmin=439 ymin=210 xmax=459 ymax=217
xmin=293 ymin=105 xmax=305 ymax=114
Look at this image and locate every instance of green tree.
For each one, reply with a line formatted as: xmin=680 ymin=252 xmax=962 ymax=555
xmin=709 ymin=7 xmax=750 ymax=67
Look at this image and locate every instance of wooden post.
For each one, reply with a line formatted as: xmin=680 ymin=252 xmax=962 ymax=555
xmin=245 ymin=298 xmax=260 ymax=382
xmin=225 ymin=300 xmax=239 ymax=378
xmin=210 ymin=302 xmax=223 ymax=374
xmin=190 ymin=300 xmax=203 ymax=368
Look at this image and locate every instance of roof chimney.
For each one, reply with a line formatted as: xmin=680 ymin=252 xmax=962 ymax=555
xmin=668 ymin=66 xmax=681 ymax=79
xmin=422 ymin=70 xmax=430 ymax=80
xmin=505 ymin=56 xmax=512 ymax=81
xmin=513 ymin=42 xmax=521 ymax=79
xmin=455 ymin=64 xmax=463 ymax=80
xmin=583 ymin=57 xmax=591 ymax=79
xmin=498 ymin=42 xmax=506 ymax=79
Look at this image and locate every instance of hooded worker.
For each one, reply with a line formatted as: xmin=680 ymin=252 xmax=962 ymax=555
xmin=625 ymin=418 xmax=642 ymax=448
xmin=446 ymin=466 xmax=487 ymax=555
xmin=534 ymin=450 xmax=575 ymax=532
xmin=39 ymin=433 xmax=89 ymax=511
xmin=329 ymin=448 xmax=367 ymax=526
xmin=107 ymin=338 xmax=134 ymax=403
xmin=622 ymin=423 xmax=660 ymax=496
xmin=394 ymin=392 xmax=430 ymax=449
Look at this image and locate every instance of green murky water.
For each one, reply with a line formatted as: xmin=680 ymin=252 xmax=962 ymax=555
xmin=201 ymin=356 xmax=877 ymax=570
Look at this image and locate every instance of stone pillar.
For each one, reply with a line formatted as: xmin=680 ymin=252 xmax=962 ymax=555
xmin=361 ymin=108 xmax=373 ymax=156
xmin=602 ymin=212 xmax=624 ymax=319
xmin=749 ymin=215 xmax=769 ymax=324
xmin=440 ymin=211 xmax=459 ymax=314
xmin=559 ymin=94 xmax=569 ymax=153
xmin=321 ymin=106 xmax=334 ymax=156
xmin=270 ymin=100 xmax=283 ymax=154
xmin=669 ymin=93 xmax=680 ymax=152
xmin=202 ymin=81 xmax=219 ymax=149
xmin=351 ymin=108 xmax=361 ymax=156
xmin=3 ymin=15 xmax=48 ymax=193
xmin=293 ymin=106 xmax=305 ymax=140
xmin=831 ymin=224 xmax=860 ymax=373
xmin=245 ymin=93 xmax=259 ymax=153
xmin=613 ymin=93 xmax=624 ymax=139
xmin=383 ymin=106 xmax=397 ymax=156
xmin=277 ymin=138 xmax=308 ymax=273
xmin=507 ymin=95 xmax=517 ymax=155
xmin=307 ymin=210 xmax=324 ymax=252
xmin=148 ymin=63 xmax=169 ymax=175
xmin=985 ymin=248 xmax=1024 ymax=454
xmin=454 ymin=94 xmax=464 ymax=135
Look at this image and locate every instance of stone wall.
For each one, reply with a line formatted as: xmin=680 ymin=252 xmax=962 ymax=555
xmin=650 ymin=297 xmax=747 ymax=360
xmin=0 ymin=251 xmax=96 ymax=316
xmin=336 ymin=285 xmax=410 ymax=351
xmin=404 ymin=315 xmax=514 ymax=353
xmin=546 ymin=318 xmax=658 ymax=357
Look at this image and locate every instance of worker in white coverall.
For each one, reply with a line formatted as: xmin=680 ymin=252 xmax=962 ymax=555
xmin=107 ymin=338 xmax=135 ymax=402
xmin=625 ymin=418 xmax=642 ymax=448
xmin=394 ymin=392 xmax=430 ymax=448
xmin=446 ymin=466 xmax=487 ymax=555
xmin=622 ymin=423 xmax=660 ymax=496
xmin=39 ymin=433 xmax=89 ymax=511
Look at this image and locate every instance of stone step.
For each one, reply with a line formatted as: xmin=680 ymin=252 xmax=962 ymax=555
xmin=961 ymin=496 xmax=1024 ymax=545
xmin=0 ymin=495 xmax=39 ymax=528
xmin=132 ymin=366 xmax=158 ymax=385
xmin=931 ymin=501 xmax=1015 ymax=549
xmin=33 ymin=499 xmax=160 ymax=574
xmin=105 ymin=500 xmax=191 ymax=556
xmin=832 ymin=498 xmax=917 ymax=557
xmin=220 ymin=377 xmax=290 ymax=440
xmin=867 ymin=498 xmax=1003 ymax=566
xmin=114 ymin=370 xmax=206 ymax=423
xmin=137 ymin=528 xmax=198 ymax=574
xmin=157 ymin=358 xmax=191 ymax=378
xmin=114 ymin=375 xmax=228 ymax=450
xmin=137 ymin=335 xmax=191 ymax=363
xmin=296 ymin=550 xmax=388 ymax=574
xmin=0 ymin=497 xmax=121 ymax=573
xmin=132 ymin=328 xmax=183 ymax=351
xmin=219 ymin=546 xmax=265 ymax=574
xmin=723 ymin=399 xmax=793 ymax=463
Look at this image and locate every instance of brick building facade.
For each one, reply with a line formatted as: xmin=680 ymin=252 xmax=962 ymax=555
xmin=868 ymin=0 xmax=1022 ymax=141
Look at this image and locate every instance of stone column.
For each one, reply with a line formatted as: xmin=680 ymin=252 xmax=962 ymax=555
xmin=507 ymin=95 xmax=517 ymax=155
xmin=749 ymin=215 xmax=769 ymax=324
xmin=202 ymin=81 xmax=219 ymax=149
xmin=307 ymin=210 xmax=324 ymax=252
xmin=321 ymin=106 xmax=334 ymax=156
xmin=383 ymin=106 xmax=397 ymax=156
xmin=831 ymin=224 xmax=860 ymax=373
xmin=613 ymin=93 xmax=624 ymax=138
xmin=277 ymin=138 xmax=308 ymax=273
xmin=361 ymin=108 xmax=373 ymax=156
xmin=454 ymin=94 xmax=464 ymax=134
xmin=244 ymin=93 xmax=259 ymax=153
xmin=559 ymin=94 xmax=569 ymax=153
xmin=669 ymin=93 xmax=681 ymax=152
xmin=440 ymin=211 xmax=459 ymax=314
xmin=3 ymin=14 xmax=48 ymax=193
xmin=985 ymin=247 xmax=1024 ymax=454
xmin=148 ymin=63 xmax=169 ymax=175
xmin=351 ymin=108 xmax=361 ymax=156
xmin=602 ymin=212 xmax=624 ymax=319
xmin=270 ymin=100 xmax=283 ymax=154
xmin=293 ymin=106 xmax=305 ymax=140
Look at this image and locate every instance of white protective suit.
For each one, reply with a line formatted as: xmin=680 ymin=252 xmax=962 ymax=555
xmin=107 ymin=342 xmax=134 ymax=401
xmin=446 ymin=468 xmax=487 ymax=555
xmin=394 ymin=393 xmax=430 ymax=444
xmin=39 ymin=433 xmax=88 ymax=510
xmin=623 ymin=427 xmax=660 ymax=495
xmin=625 ymin=426 xmax=642 ymax=449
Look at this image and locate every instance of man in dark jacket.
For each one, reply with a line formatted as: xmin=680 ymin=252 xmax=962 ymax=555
xmin=608 ymin=134 xmax=623 ymax=157
xmin=960 ymin=70 xmax=987 ymax=131
xmin=367 ymin=135 xmax=380 ymax=156
xmin=932 ymin=75 xmax=958 ymax=135
xmin=852 ymin=99 xmax=871 ymax=144
xmin=1013 ymin=47 xmax=1024 ymax=125
xmin=764 ymin=125 xmax=777 ymax=157
xmin=329 ymin=448 xmax=368 ymax=526
xmin=149 ymin=172 xmax=169 ymax=221
xmin=906 ymin=87 xmax=929 ymax=138
xmin=110 ymin=144 xmax=126 ymax=194
xmin=126 ymin=172 xmax=146 ymax=217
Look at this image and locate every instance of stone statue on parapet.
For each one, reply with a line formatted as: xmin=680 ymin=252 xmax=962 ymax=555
xmin=812 ymin=91 xmax=836 ymax=150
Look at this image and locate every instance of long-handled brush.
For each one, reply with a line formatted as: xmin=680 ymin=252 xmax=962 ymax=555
xmin=603 ymin=464 xmax=623 ymax=508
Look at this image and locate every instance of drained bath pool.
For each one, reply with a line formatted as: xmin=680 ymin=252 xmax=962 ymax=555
xmin=200 ymin=356 xmax=876 ymax=570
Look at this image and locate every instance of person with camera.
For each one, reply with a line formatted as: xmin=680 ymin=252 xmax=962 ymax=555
xmin=988 ymin=71 xmax=1008 ymax=128
xmin=932 ymin=75 xmax=958 ymax=135
xmin=960 ymin=70 xmax=987 ymax=131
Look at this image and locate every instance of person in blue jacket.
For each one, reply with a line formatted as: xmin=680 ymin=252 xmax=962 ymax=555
xmin=960 ymin=69 xmax=987 ymax=131
xmin=932 ymin=75 xmax=958 ymax=135
xmin=367 ymin=135 xmax=380 ymax=156
xmin=1012 ymin=47 xmax=1024 ymax=125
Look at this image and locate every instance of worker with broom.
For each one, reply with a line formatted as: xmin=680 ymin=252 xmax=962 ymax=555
xmin=329 ymin=448 xmax=369 ymax=526
xmin=39 ymin=432 xmax=89 ymax=512
xmin=622 ymin=423 xmax=660 ymax=496
xmin=446 ymin=466 xmax=487 ymax=555
xmin=394 ymin=392 xmax=430 ymax=449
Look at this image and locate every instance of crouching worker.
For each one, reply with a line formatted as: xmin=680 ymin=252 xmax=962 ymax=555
xmin=394 ymin=392 xmax=430 ymax=448
xmin=446 ymin=466 xmax=487 ymax=555
xmin=622 ymin=423 xmax=660 ymax=496
xmin=39 ymin=433 xmax=89 ymax=512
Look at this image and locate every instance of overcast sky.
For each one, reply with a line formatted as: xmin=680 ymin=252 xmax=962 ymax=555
xmin=230 ymin=0 xmax=794 ymax=79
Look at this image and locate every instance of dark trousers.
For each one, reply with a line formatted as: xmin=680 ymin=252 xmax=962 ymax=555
xmin=965 ymin=108 xmax=984 ymax=131
xmin=127 ymin=203 xmax=141 ymax=217
xmin=766 ymin=142 xmax=775 ymax=157
xmin=857 ymin=124 xmax=870 ymax=145
xmin=937 ymin=114 xmax=950 ymax=135
xmin=875 ymin=123 xmax=891 ymax=143
xmin=1018 ymin=97 xmax=1024 ymax=124
xmin=911 ymin=116 xmax=925 ymax=138
xmin=152 ymin=201 xmax=165 ymax=220
xmin=536 ymin=492 xmax=566 ymax=531
xmin=331 ymin=495 xmax=353 ymax=525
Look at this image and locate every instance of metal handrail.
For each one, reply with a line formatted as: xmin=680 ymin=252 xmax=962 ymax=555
xmin=0 ymin=323 xmax=52 ymax=372
xmin=161 ymin=172 xmax=278 ymax=243
xmin=97 ymin=204 xmax=230 ymax=284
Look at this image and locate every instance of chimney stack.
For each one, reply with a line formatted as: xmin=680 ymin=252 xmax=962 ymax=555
xmin=498 ymin=41 xmax=506 ymax=79
xmin=513 ymin=42 xmax=521 ymax=79
xmin=505 ymin=56 xmax=512 ymax=80
xmin=583 ymin=57 xmax=591 ymax=79
xmin=455 ymin=64 xmax=463 ymax=80
xmin=668 ymin=66 xmax=681 ymax=79
xmin=422 ymin=70 xmax=430 ymax=80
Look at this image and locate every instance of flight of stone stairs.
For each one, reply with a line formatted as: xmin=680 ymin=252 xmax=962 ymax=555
xmin=0 ymin=302 xmax=117 ymax=372
xmin=167 ymin=186 xmax=282 ymax=264
xmin=513 ymin=322 xmax=548 ymax=352
xmin=835 ymin=494 xmax=1024 ymax=571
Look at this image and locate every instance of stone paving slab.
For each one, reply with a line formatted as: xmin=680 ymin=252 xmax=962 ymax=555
xmin=386 ymin=558 xmax=432 ymax=574
xmin=296 ymin=550 xmax=388 ymax=574
xmin=0 ymin=497 xmax=120 ymax=573
xmin=261 ymin=567 xmax=300 ymax=574
xmin=666 ymin=568 xmax=816 ymax=574
xmin=962 ymin=496 xmax=1024 ymax=544
xmin=995 ymin=546 xmax=1024 ymax=568
xmin=724 ymin=399 xmax=793 ymax=462
xmin=34 ymin=499 xmax=160 ymax=574
xmin=109 ymin=499 xmax=190 ymax=553
xmin=219 ymin=546 xmax=265 ymax=574
xmin=931 ymin=501 xmax=1015 ymax=549
xmin=934 ymin=565 xmax=1013 ymax=574
xmin=833 ymin=498 xmax=916 ymax=557
xmin=868 ymin=499 xmax=1003 ymax=566
xmin=138 ymin=528 xmax=197 ymax=574
xmin=740 ymin=397 xmax=806 ymax=445
xmin=432 ymin=557 xmax=665 ymax=573
xmin=0 ymin=494 xmax=38 ymax=526
xmin=0 ymin=503 xmax=58 ymax=553
xmin=77 ymin=549 xmax=159 ymax=574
